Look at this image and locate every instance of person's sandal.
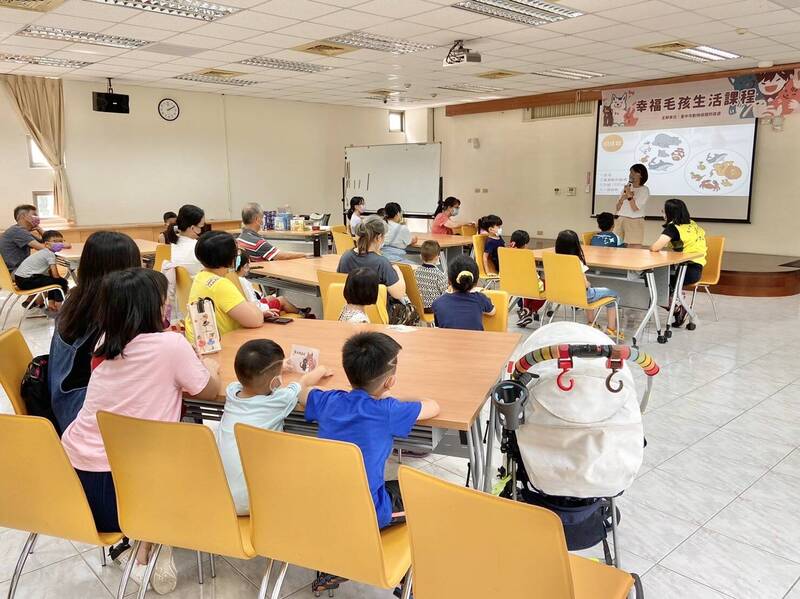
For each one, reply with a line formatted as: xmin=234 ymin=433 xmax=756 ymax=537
xmin=312 ymin=571 xmax=348 ymax=597
xmin=605 ymin=327 xmax=625 ymax=340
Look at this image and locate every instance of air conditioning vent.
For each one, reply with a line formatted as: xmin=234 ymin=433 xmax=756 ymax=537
xmin=294 ymin=41 xmax=355 ymax=57
xmin=477 ymin=70 xmax=521 ymax=79
xmin=523 ymin=100 xmax=594 ymax=121
xmin=0 ymin=0 xmax=63 ymax=11
xmin=196 ymin=68 xmax=245 ymax=78
xmin=638 ymin=41 xmax=696 ymax=54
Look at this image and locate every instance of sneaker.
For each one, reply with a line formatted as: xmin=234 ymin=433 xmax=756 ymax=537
xmin=150 ymin=545 xmax=177 ymax=595
xmin=312 ymin=571 xmax=348 ymax=595
xmin=516 ymin=314 xmax=534 ymax=328
xmin=25 ymin=306 xmax=47 ymax=319
xmin=672 ymin=306 xmax=687 ymax=328
xmin=516 ymin=306 xmax=530 ymax=320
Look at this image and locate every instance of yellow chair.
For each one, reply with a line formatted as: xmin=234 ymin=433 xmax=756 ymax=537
xmin=152 ymin=243 xmax=171 ymax=272
xmin=460 ymin=224 xmax=477 ymax=237
xmin=498 ymin=247 xmax=547 ymax=324
xmin=317 ymin=270 xmax=348 ymax=318
xmin=581 ymin=231 xmax=596 ymax=246
xmin=0 ymin=328 xmax=32 ymax=415
xmin=0 ymin=255 xmax=65 ymax=330
xmin=175 ymin=265 xmax=192 ymax=316
xmin=330 ymin=224 xmax=348 ymax=234
xmin=333 ymin=231 xmax=356 ymax=256
xmin=687 ymin=235 xmax=724 ymax=321
xmin=397 ymin=466 xmax=638 ymax=599
xmin=0 ymin=415 xmax=124 ymax=599
xmin=472 ymin=234 xmax=499 ymax=288
xmin=542 ymin=253 xmax=620 ymax=342
xmin=396 ymin=263 xmax=434 ymax=326
xmin=482 ymin=289 xmax=509 ymax=332
xmin=234 ymin=425 xmax=412 ymax=599
xmin=325 ymin=282 xmax=389 ymax=324
xmin=96 ymin=412 xmax=255 ymax=596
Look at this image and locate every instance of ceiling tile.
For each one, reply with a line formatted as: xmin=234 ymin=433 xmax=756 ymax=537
xmin=694 ymin=0 xmax=783 ymax=17
xmin=31 ymin=13 xmax=112 ymax=32
xmin=362 ymin=20 xmax=436 ymax=39
xmin=310 ymin=9 xmax=391 ymax=29
xmin=273 ymin=21 xmax=346 ymax=40
xmin=101 ymin=23 xmax=175 ymax=41
xmin=597 ymin=1 xmax=682 ymax=22
xmin=187 ymin=22 xmax=261 ymax=41
xmin=451 ymin=17 xmax=528 ymax=36
xmin=351 ymin=0 xmax=441 ymax=19
xmin=50 ymin=0 xmax=141 ymax=23
xmin=251 ymin=0 xmax=339 ymax=19
xmin=245 ymin=31 xmax=310 ymax=48
xmin=123 ymin=12 xmax=204 ymax=32
xmin=216 ymin=10 xmax=298 ymax=31
xmin=161 ymin=33 xmax=230 ymax=49
xmin=405 ymin=6 xmax=485 ymax=27
xmin=539 ymin=14 xmax=620 ymax=34
xmin=0 ymin=7 xmax=40 ymax=23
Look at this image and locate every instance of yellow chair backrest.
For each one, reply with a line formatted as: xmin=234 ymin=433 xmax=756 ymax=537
xmin=175 ymin=266 xmax=192 ymax=315
xmin=399 ymin=465 xmax=584 ymax=598
xmin=325 ymin=282 xmax=388 ymax=324
xmin=333 ymin=231 xmax=356 ymax=256
xmin=472 ymin=234 xmax=489 ymax=276
xmin=498 ymin=247 xmax=544 ymax=300
xmin=581 ymin=231 xmax=596 ymax=246
xmin=330 ymin=224 xmax=348 ymax=234
xmin=235 ymin=425 xmax=407 ymax=588
xmin=97 ymin=412 xmax=252 ymax=558
xmin=0 ymin=328 xmax=32 ymax=415
xmin=460 ymin=224 xmax=477 ymax=237
xmin=0 ymin=414 xmax=120 ymax=545
xmin=482 ymin=289 xmax=509 ymax=332
xmin=699 ymin=235 xmax=725 ymax=286
xmin=0 ymin=255 xmax=17 ymax=293
xmin=317 ymin=270 xmax=348 ymax=318
xmin=153 ymin=243 xmax=171 ymax=272
xmin=396 ymin=263 xmax=432 ymax=323
xmin=542 ymin=253 xmax=591 ymax=309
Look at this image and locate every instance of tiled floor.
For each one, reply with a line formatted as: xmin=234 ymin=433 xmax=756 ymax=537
xmin=2 ymin=292 xmax=800 ymax=598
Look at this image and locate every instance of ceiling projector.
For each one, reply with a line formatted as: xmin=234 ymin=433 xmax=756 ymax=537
xmin=443 ymin=40 xmax=482 ymax=67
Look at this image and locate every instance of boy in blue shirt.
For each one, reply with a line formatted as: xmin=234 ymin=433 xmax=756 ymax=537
xmin=305 ymin=331 xmax=440 ymax=593
xmin=591 ymin=212 xmax=626 ymax=248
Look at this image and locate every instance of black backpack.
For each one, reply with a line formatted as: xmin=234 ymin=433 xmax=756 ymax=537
xmin=20 ymin=355 xmax=61 ymax=435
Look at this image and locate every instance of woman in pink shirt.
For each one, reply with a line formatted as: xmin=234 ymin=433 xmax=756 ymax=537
xmin=60 ymin=267 xmax=221 ymax=594
xmin=432 ymin=196 xmax=463 ymax=235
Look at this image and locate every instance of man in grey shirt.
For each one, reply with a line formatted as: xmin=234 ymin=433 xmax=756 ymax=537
xmin=0 ymin=204 xmax=46 ymax=273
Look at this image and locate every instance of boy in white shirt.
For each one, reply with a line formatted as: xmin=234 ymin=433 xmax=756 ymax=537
xmin=13 ymin=230 xmax=71 ymax=314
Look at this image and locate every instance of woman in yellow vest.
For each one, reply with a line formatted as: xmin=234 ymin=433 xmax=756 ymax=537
xmin=650 ymin=198 xmax=707 ymax=327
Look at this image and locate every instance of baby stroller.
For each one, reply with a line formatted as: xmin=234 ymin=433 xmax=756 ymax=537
xmin=490 ymin=322 xmax=658 ymax=595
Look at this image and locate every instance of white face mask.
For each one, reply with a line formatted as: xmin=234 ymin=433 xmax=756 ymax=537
xmin=451 ymin=207 xmax=460 ymax=216
xmin=496 ymin=227 xmax=503 ymax=236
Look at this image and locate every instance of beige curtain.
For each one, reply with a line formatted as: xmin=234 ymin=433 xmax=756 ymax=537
xmin=2 ymin=75 xmax=73 ymax=221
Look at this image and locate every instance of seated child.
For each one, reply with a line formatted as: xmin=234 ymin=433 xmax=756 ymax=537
xmin=235 ymin=251 xmax=312 ymax=319
xmin=304 ymin=331 xmax=439 ymax=593
xmin=216 ymin=339 xmax=331 ymax=515
xmin=157 ymin=211 xmax=177 ymax=244
xmin=432 ymin=255 xmax=496 ymax=331
xmin=591 ymin=212 xmax=625 ymax=248
xmin=507 ymin=230 xmax=547 ymax=328
xmin=13 ymin=229 xmax=71 ymax=313
xmin=478 ymin=214 xmax=504 ymax=274
xmin=413 ymin=240 xmax=448 ymax=313
xmin=555 ymin=230 xmax=621 ymax=338
xmin=339 ymin=267 xmax=378 ymax=323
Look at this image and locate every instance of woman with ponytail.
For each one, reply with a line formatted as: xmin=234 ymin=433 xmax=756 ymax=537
xmin=167 ymin=204 xmax=206 ymax=276
xmin=432 ymin=196 xmax=463 ymax=235
xmin=432 ymin=254 xmax=495 ymax=331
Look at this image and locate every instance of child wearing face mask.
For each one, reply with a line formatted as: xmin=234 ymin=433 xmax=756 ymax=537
xmin=478 ymin=215 xmax=504 ymax=275
xmin=13 ymin=229 xmax=71 ymax=313
xmin=215 ymin=338 xmax=333 ymax=515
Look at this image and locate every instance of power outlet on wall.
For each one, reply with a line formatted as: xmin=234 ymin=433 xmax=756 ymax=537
xmin=567 ymin=186 xmax=577 ymax=196
xmin=536 ymin=230 xmax=544 ymax=236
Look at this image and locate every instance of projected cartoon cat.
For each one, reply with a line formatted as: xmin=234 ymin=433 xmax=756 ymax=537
xmin=609 ymin=93 xmax=627 ymax=127
xmin=753 ymin=70 xmax=800 ymax=118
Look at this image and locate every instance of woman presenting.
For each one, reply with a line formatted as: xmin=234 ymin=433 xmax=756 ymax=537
xmin=615 ymin=163 xmax=650 ymax=246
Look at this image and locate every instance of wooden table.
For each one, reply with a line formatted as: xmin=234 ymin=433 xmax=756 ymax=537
xmin=57 ymin=239 xmax=159 ymax=278
xmin=409 ymin=232 xmax=472 ymax=266
xmin=227 ymin=228 xmax=331 ymax=257
xmin=248 ymin=254 xmax=340 ymax=296
xmin=183 ymin=319 xmax=521 ymax=489
xmin=532 ymin=246 xmax=704 ymax=346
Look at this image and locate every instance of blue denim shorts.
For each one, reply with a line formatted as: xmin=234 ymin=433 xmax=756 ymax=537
xmin=587 ymin=287 xmax=618 ymax=303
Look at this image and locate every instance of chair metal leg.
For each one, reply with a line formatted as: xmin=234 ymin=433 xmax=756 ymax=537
xmin=705 ymin=286 xmax=718 ymax=321
xmin=7 ymin=532 xmax=37 ymax=599
xmin=0 ymin=292 xmax=13 ymax=326
xmin=269 ymin=561 xmax=289 ymax=599
xmin=610 ymin=496 xmax=620 ymax=569
xmin=1 ymin=295 xmax=21 ymax=330
xmin=257 ymin=559 xmax=274 ymax=599
xmin=117 ymin=539 xmax=142 ymax=599
xmin=209 ymin=553 xmax=216 ymax=578
xmin=399 ymin=569 xmax=413 ymax=599
xmin=196 ymin=550 xmax=204 ymax=584
xmin=27 ymin=535 xmax=37 ymax=554
xmin=136 ymin=543 xmax=163 ymax=599
xmin=690 ymin=286 xmax=698 ymax=311
xmin=101 ymin=546 xmax=107 ymax=567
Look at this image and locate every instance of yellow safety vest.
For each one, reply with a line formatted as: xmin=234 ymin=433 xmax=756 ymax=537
xmin=670 ymin=220 xmax=707 ymax=266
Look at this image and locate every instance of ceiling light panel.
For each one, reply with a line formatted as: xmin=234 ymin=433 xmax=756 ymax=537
xmin=437 ymin=82 xmax=505 ymax=93
xmin=239 ymin=57 xmax=332 ymax=73
xmin=531 ymin=68 xmax=604 ymax=80
xmin=17 ymin=25 xmax=150 ymax=49
xmin=0 ymin=52 xmax=93 ymax=68
xmin=82 ymin=0 xmax=238 ymax=21
xmin=174 ymin=73 xmax=257 ymax=86
xmin=453 ymin=0 xmax=583 ymax=27
xmin=325 ymin=31 xmax=435 ymax=54
xmin=638 ymin=42 xmax=741 ymax=63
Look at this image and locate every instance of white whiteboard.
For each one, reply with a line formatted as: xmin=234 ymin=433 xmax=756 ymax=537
xmin=344 ymin=143 xmax=441 ymax=215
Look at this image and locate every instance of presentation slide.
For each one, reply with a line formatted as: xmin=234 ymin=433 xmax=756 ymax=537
xmin=593 ymin=121 xmax=757 ymax=222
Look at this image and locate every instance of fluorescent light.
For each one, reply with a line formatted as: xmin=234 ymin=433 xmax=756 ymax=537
xmin=453 ymin=0 xmax=582 ymax=26
xmin=17 ymin=25 xmax=150 ymax=49
xmin=646 ymin=43 xmax=741 ymax=63
xmin=82 ymin=0 xmax=238 ymax=21
xmin=695 ymin=45 xmax=740 ymax=60
xmin=239 ymin=56 xmax=332 ymax=73
xmin=437 ymin=82 xmax=505 ymax=93
xmin=0 ymin=52 xmax=93 ymax=68
xmin=325 ymin=31 xmax=435 ymax=54
xmin=531 ymin=68 xmax=604 ymax=80
xmin=174 ymin=73 xmax=257 ymax=86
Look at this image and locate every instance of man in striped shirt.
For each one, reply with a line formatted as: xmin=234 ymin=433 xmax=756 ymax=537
xmin=237 ymin=202 xmax=305 ymax=262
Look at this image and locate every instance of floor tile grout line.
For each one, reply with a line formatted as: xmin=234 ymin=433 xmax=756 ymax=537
xmin=651 ymin=564 xmax=739 ymax=599
xmin=0 ymin=544 xmax=82 ymax=585
xmin=783 ymin=577 xmax=800 ymax=599
xmin=75 ymin=547 xmax=116 ymax=598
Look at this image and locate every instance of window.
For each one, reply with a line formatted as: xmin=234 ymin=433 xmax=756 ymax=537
xmin=32 ymin=191 xmax=55 ymax=219
xmin=388 ymin=110 xmax=404 ymax=132
xmin=27 ymin=137 xmax=51 ymax=169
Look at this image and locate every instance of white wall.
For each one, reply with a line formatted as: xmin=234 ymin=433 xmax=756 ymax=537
xmin=434 ymin=107 xmax=800 ymax=256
